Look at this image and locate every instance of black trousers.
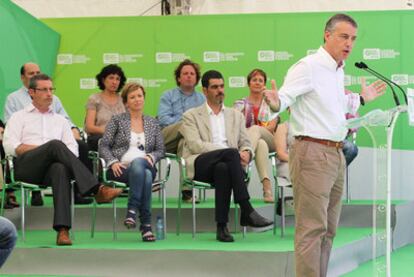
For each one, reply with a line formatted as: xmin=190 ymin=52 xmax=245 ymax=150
xmin=87 ymin=134 xmax=102 ymax=152
xmin=14 ymin=140 xmax=98 ymax=230
xmin=77 ymin=139 xmax=93 ymax=173
xmin=194 ymin=148 xmax=250 ymax=224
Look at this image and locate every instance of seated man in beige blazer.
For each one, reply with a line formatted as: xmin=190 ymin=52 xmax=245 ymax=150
xmin=179 ymin=70 xmax=273 ymax=242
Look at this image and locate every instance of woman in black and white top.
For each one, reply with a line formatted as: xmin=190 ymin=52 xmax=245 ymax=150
xmin=99 ymin=82 xmax=165 ymax=242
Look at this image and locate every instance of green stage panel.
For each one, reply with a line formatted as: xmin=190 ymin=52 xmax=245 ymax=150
xmin=0 ymin=0 xmax=59 ymax=118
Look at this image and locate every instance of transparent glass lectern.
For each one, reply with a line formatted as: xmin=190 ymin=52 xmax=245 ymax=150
xmin=347 ymin=105 xmax=407 ymax=277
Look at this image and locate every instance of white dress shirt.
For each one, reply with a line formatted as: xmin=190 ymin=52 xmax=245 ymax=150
xmin=3 ymin=103 xmax=78 ymax=157
xmin=206 ymin=103 xmax=228 ymax=148
xmin=278 ymin=47 xmax=360 ymax=141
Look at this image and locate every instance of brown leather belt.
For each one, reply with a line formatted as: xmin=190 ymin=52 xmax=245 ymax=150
xmin=296 ymin=136 xmax=344 ymax=149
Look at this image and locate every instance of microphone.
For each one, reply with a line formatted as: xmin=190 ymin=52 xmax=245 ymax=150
xmin=355 ymin=61 xmax=408 ymax=105
xmin=359 ymin=62 xmax=408 ymax=105
xmin=355 ymin=62 xmax=399 ymax=106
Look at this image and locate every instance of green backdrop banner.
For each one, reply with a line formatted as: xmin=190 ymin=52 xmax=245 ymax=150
xmin=0 ymin=0 xmax=60 ymax=114
xmin=40 ymin=11 xmax=413 ymax=149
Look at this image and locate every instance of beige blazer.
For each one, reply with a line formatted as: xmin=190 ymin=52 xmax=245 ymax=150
xmin=179 ymin=104 xmax=252 ymax=179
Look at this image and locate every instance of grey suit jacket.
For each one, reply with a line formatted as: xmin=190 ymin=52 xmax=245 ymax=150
xmin=99 ymin=112 xmax=165 ymax=167
xmin=179 ymin=104 xmax=252 ymax=179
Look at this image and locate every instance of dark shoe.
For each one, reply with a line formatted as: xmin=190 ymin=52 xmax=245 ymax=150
xmin=74 ymin=194 xmax=93 ymax=205
xmin=1 ymin=199 xmax=14 ymax=209
xmin=31 ymin=191 xmax=44 ymax=206
xmin=240 ymin=210 xmax=273 ymax=228
xmin=182 ymin=191 xmax=200 ymax=204
xmin=216 ymin=226 xmax=234 ymax=242
xmin=94 ymin=185 xmax=122 ymax=204
xmin=7 ymin=193 xmax=20 ymax=208
xmin=56 ymin=228 xmax=72 ymax=246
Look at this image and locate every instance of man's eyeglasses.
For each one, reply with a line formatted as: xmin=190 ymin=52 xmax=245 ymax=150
xmin=34 ymin=88 xmax=56 ymax=93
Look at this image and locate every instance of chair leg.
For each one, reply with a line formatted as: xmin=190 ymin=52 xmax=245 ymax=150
xmin=273 ymin=185 xmax=278 ymax=236
xmin=70 ymin=182 xmax=75 ymax=240
xmin=21 ymin=188 xmax=26 ymax=242
xmin=91 ymin=200 xmax=96 ymax=238
xmin=113 ymin=195 xmax=117 ymax=240
xmin=0 ymin=188 xmax=6 ymax=216
xmin=346 ymin=166 xmax=351 ymax=203
xmin=162 ymin=185 xmax=167 ymax=239
xmin=192 ymin=187 xmax=196 ymax=239
xmin=176 ymin=182 xmax=183 ymax=236
xmin=233 ymin=198 xmax=238 ymax=233
xmin=281 ymin=187 xmax=285 ymax=238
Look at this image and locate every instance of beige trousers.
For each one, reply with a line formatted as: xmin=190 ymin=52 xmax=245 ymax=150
xmin=289 ymin=139 xmax=345 ymax=277
xmin=247 ymin=125 xmax=275 ymax=181
xmin=161 ymin=122 xmax=183 ymax=154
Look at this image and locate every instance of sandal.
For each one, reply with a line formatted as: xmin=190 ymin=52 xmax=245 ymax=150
xmin=124 ymin=210 xmax=137 ymax=229
xmin=124 ymin=217 xmax=136 ymax=229
xmin=140 ymin=225 xmax=156 ymax=242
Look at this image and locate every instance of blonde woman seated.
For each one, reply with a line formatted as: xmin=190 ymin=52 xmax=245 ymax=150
xmin=234 ymin=69 xmax=279 ymax=203
xmin=99 ymin=83 xmax=165 ymax=242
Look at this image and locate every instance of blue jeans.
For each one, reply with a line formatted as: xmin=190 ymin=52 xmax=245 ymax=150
xmin=342 ymin=140 xmax=358 ymax=166
xmin=109 ymin=158 xmax=155 ymax=225
xmin=0 ymin=217 xmax=17 ymax=268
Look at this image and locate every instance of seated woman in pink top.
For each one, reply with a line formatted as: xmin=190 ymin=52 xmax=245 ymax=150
xmin=85 ymin=64 xmax=126 ymax=151
xmin=234 ymin=69 xmax=279 ymax=203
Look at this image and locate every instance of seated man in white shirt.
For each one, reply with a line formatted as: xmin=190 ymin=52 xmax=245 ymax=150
xmin=3 ymin=74 xmax=122 ymax=246
xmin=179 ymin=70 xmax=273 ymax=242
xmin=3 ymin=62 xmax=92 ymax=206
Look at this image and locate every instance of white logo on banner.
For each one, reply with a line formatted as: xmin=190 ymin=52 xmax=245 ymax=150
xmin=103 ymin=53 xmax=143 ymax=64
xmin=257 ymin=50 xmax=293 ymax=62
xmin=229 ymin=77 xmax=246 ymax=88
xmin=391 ymin=74 xmax=409 ymax=86
xmin=127 ymin=78 xmax=144 ymax=85
xmin=204 ymin=52 xmax=220 ymax=62
xmin=127 ymin=77 xmax=168 ymax=88
xmin=103 ymin=53 xmax=120 ymax=64
xmin=363 ymin=48 xmax=400 ymax=60
xmin=203 ymin=51 xmax=244 ymax=63
xmin=57 ymin=54 xmax=90 ymax=64
xmin=57 ymin=54 xmax=73 ymax=64
xmin=155 ymin=52 xmax=189 ymax=63
xmin=258 ymin=51 xmax=275 ymax=62
xmin=156 ymin=52 xmax=172 ymax=63
xmin=344 ymin=75 xmax=377 ymax=86
xmin=80 ymin=78 xmax=97 ymax=89
xmin=307 ymin=49 xmax=318 ymax=56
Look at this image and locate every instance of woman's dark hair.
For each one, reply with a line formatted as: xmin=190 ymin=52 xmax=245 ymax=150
xmin=95 ymin=64 xmax=126 ymax=92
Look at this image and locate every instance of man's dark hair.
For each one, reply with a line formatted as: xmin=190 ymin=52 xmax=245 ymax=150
xmin=28 ymin=73 xmax=52 ymax=90
xmin=174 ymin=59 xmax=201 ymax=86
xmin=324 ymin=13 xmax=358 ymax=42
xmin=95 ymin=64 xmax=126 ymax=92
xmin=20 ymin=65 xmax=25 ymax=75
xmin=201 ymin=70 xmax=223 ymax=88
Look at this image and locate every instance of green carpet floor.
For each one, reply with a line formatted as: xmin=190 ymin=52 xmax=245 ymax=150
xmin=14 ymin=227 xmax=371 ymax=252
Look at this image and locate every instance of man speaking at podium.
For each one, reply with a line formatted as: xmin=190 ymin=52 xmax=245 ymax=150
xmin=264 ymin=14 xmax=386 ymax=277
